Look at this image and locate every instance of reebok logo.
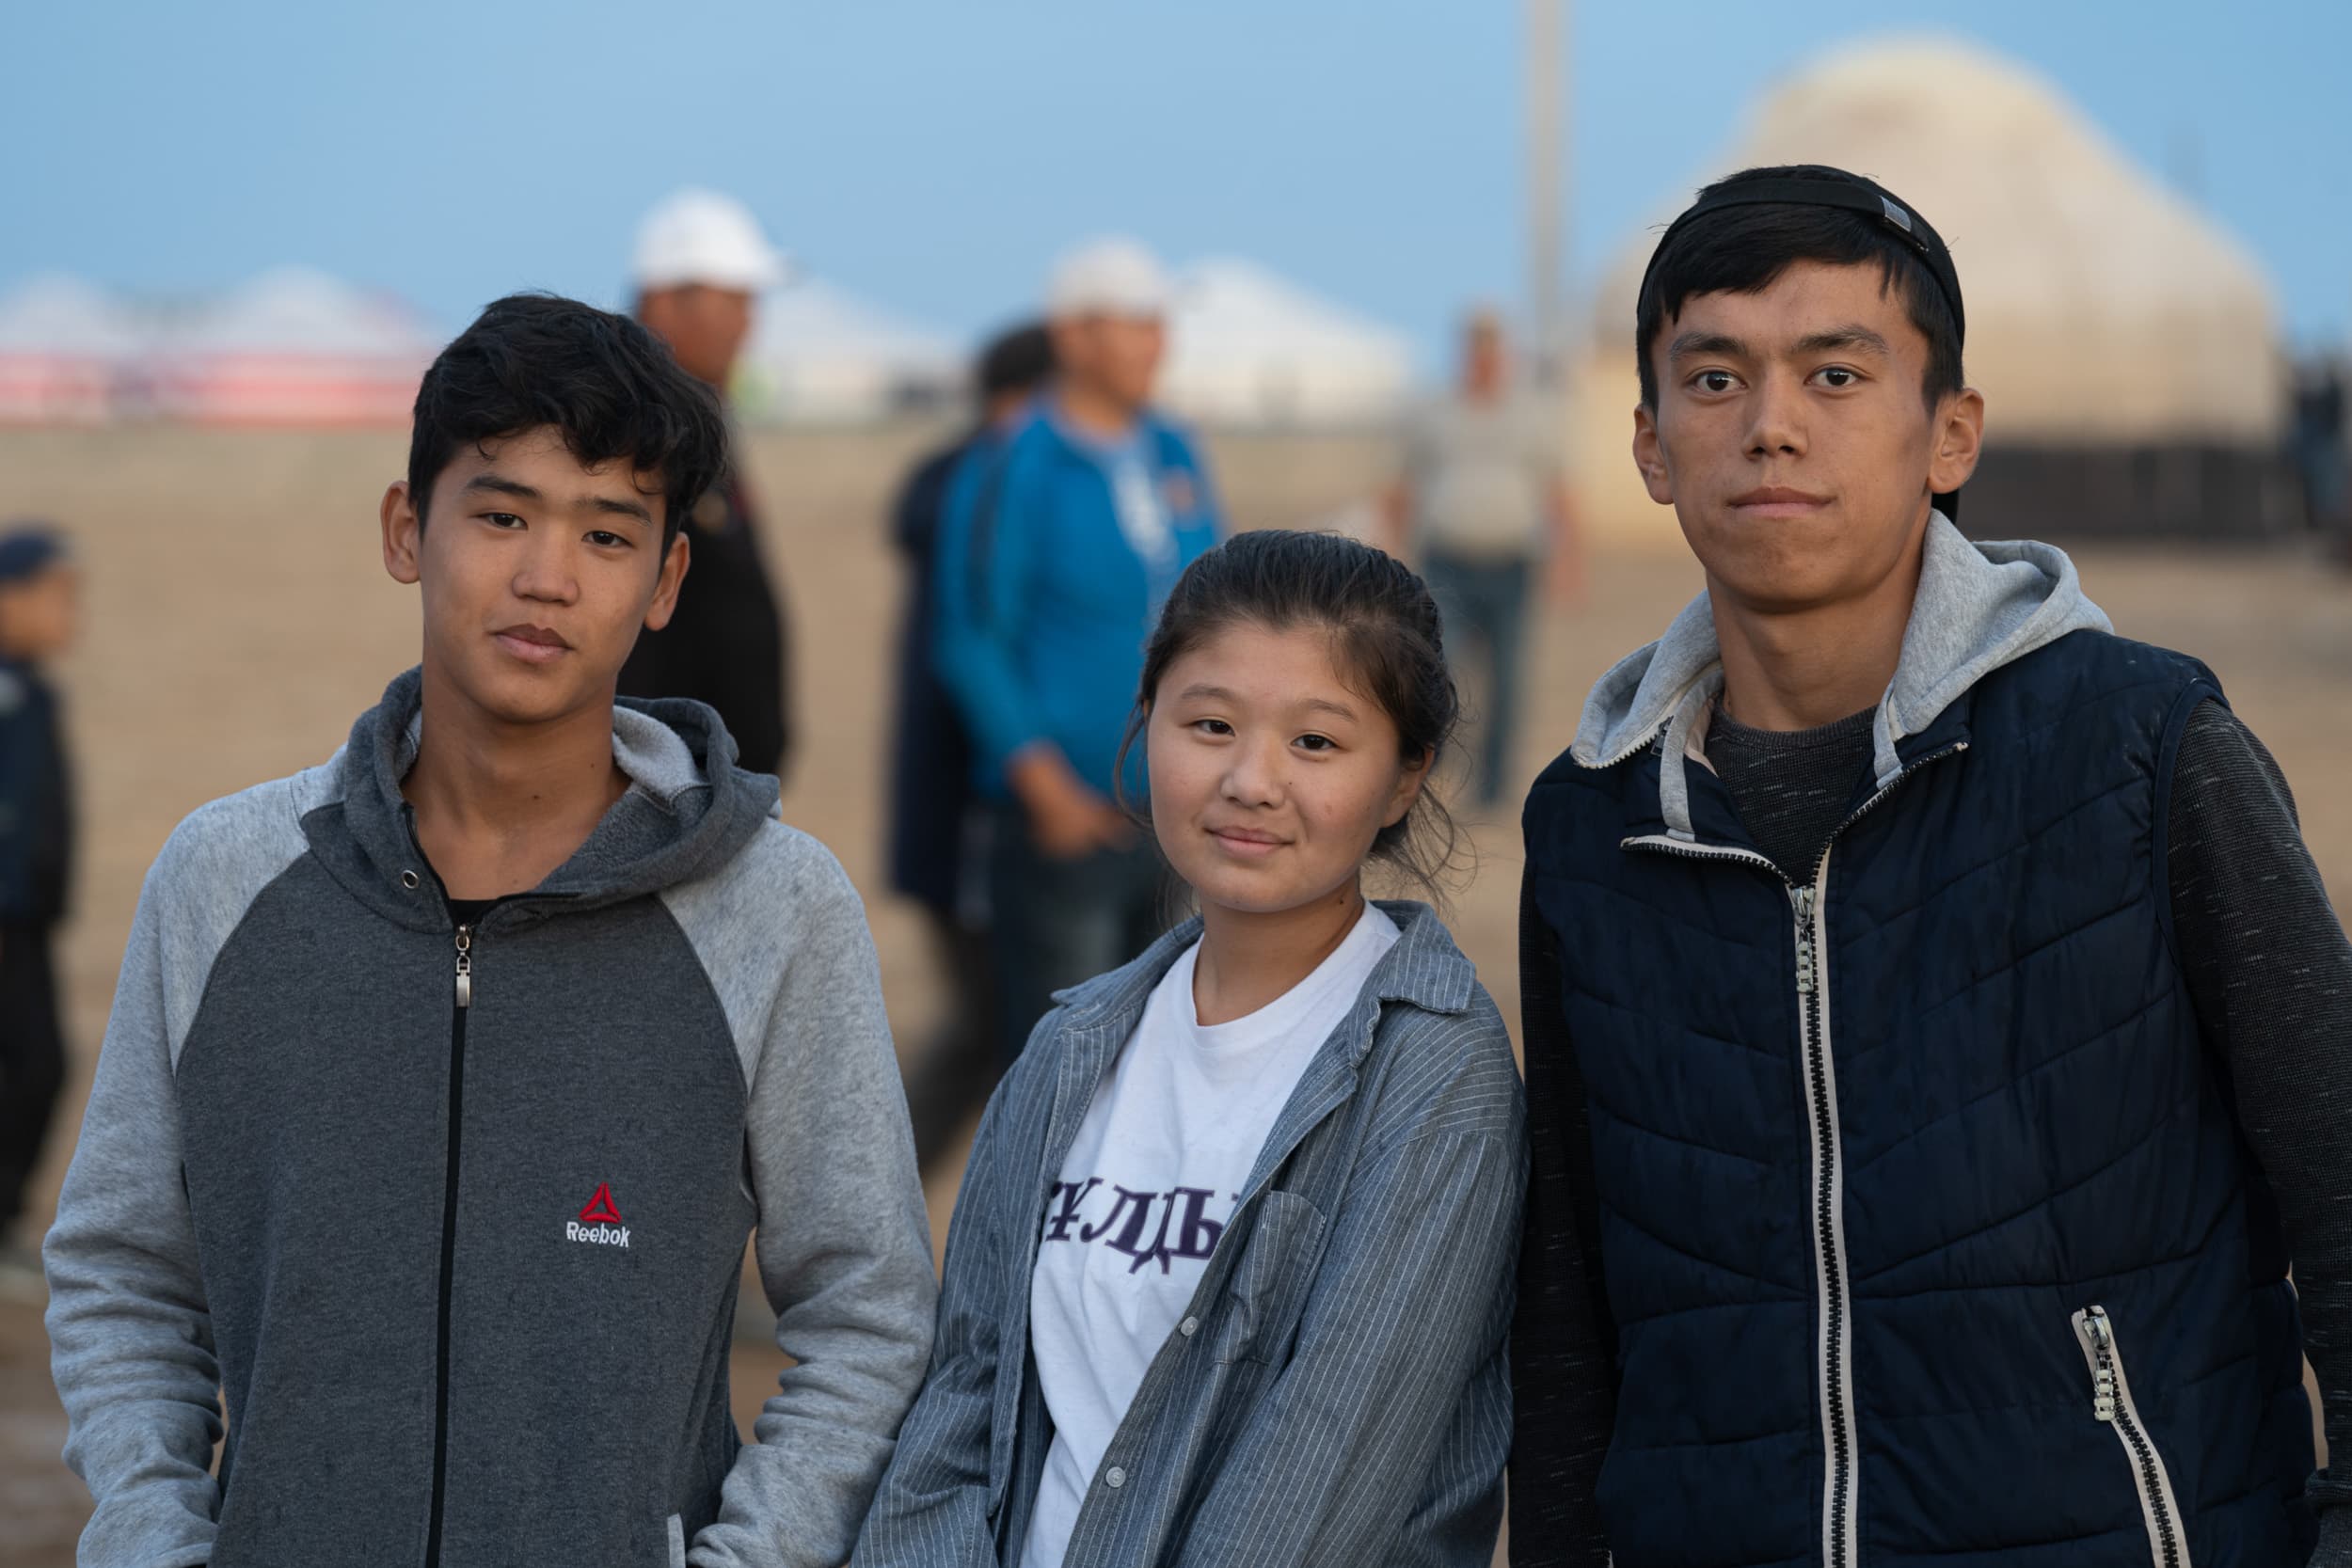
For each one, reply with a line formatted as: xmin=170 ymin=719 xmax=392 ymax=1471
xmin=565 ymin=1182 xmax=629 ymax=1248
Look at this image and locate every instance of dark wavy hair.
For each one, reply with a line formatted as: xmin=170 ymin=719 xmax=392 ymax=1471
xmin=1121 ymin=529 xmax=1465 ymax=898
xmin=1637 ymin=164 xmax=1963 ymax=412
xmin=407 ymin=293 xmax=729 ymax=544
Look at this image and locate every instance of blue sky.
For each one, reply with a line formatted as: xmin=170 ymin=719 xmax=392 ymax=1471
xmin=7 ymin=1 xmax=2344 ymax=366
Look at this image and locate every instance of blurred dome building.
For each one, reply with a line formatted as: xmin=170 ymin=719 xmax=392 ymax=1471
xmin=739 ymin=278 xmax=961 ymax=423
xmin=1159 ymin=259 xmax=1413 ymax=428
xmin=1573 ymin=36 xmax=2293 ymax=544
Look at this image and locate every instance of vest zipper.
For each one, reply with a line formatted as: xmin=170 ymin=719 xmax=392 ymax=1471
xmin=1790 ymin=856 xmax=1855 ymax=1568
xmin=422 ymin=923 xmax=474 ymax=1568
xmin=2073 ymin=1306 xmax=2192 ymax=1568
xmin=1621 ymin=738 xmax=1969 ymax=1568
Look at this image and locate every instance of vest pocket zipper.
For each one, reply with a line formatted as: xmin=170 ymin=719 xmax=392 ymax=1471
xmin=2072 ymin=1305 xmax=2191 ymax=1568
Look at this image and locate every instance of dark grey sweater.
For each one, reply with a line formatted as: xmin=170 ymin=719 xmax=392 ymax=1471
xmin=1514 ymin=699 xmax=2352 ymax=1565
xmin=42 ymin=670 xmax=936 ymax=1568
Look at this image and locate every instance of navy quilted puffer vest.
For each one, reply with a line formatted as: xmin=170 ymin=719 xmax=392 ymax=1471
xmin=1524 ymin=629 xmax=2316 ymax=1568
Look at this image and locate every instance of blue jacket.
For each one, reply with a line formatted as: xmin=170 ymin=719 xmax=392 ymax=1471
xmin=930 ymin=404 xmax=1219 ymax=801
xmin=1521 ymin=517 xmax=2317 ymax=1568
xmin=853 ymin=901 xmax=1526 ymax=1566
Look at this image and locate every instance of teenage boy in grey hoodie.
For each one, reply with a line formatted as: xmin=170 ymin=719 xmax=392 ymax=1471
xmin=1514 ymin=167 xmax=2352 ymax=1567
xmin=43 ymin=293 xmax=937 ymax=1568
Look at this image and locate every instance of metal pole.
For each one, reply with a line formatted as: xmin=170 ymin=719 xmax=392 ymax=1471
xmin=1525 ymin=0 xmax=1565 ymax=387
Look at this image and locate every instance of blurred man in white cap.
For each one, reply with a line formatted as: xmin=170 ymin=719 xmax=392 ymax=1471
xmin=931 ymin=237 xmax=1224 ymax=1055
xmin=618 ymin=188 xmax=794 ymax=778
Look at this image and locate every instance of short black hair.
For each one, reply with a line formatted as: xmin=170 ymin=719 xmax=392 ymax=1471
xmin=977 ymin=322 xmax=1055 ymax=402
xmin=1636 ymin=165 xmax=1963 ymax=412
xmin=407 ymin=293 xmax=729 ymax=545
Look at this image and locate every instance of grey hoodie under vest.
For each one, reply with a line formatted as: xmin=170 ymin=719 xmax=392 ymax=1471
xmin=1570 ymin=511 xmax=2115 ymax=830
xmin=42 ymin=669 xmax=938 ymax=1568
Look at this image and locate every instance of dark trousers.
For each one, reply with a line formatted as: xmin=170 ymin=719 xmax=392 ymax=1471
xmin=987 ymin=805 xmax=1170 ymax=1059
xmin=0 ymin=921 xmax=65 ymax=1237
xmin=1424 ymin=550 xmax=1534 ymax=806
xmin=901 ymin=910 xmax=1005 ymax=1169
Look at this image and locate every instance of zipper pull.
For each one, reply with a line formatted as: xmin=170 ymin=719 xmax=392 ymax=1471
xmin=454 ymin=925 xmax=473 ymax=1009
xmin=2085 ymin=1306 xmax=2117 ymax=1420
xmin=1791 ymin=887 xmax=1818 ymax=993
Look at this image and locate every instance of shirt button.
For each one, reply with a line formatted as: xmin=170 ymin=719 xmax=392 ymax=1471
xmin=1179 ymin=1317 xmax=1199 ymax=1338
xmin=1104 ymin=1466 xmax=1127 ymax=1489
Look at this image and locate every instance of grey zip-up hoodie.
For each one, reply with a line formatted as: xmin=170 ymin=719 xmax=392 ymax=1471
xmin=1570 ymin=511 xmax=2114 ymax=832
xmin=43 ymin=669 xmax=938 ymax=1568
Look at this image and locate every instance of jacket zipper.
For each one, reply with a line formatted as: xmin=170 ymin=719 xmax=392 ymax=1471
xmin=1790 ymin=856 xmax=1855 ymax=1568
xmin=422 ymin=924 xmax=473 ymax=1568
xmin=2073 ymin=1306 xmax=2192 ymax=1568
xmin=1621 ymin=738 xmax=1967 ymax=1568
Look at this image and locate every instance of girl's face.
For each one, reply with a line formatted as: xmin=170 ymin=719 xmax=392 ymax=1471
xmin=1146 ymin=619 xmax=1428 ymax=919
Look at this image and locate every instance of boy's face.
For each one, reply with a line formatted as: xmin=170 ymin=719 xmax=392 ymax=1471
xmin=1631 ymin=260 xmax=1983 ymax=615
xmin=0 ymin=562 xmax=80 ymax=661
xmin=380 ymin=427 xmax=690 ymax=728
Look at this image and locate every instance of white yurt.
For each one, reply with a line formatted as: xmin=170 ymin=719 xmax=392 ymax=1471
xmin=739 ymin=279 xmax=961 ymax=423
xmin=145 ymin=267 xmax=440 ymax=426
xmin=1160 ymin=259 xmax=1414 ymax=427
xmin=1573 ymin=35 xmax=2286 ymax=541
xmin=0 ymin=275 xmax=143 ymax=424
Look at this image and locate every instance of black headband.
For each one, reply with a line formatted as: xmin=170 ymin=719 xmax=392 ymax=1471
xmin=1640 ymin=172 xmax=1968 ymax=519
xmin=1639 ymin=174 xmax=1965 ymax=341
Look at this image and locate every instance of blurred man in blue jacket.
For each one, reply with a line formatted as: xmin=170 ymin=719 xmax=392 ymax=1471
xmin=932 ymin=239 xmax=1221 ymax=1055
xmin=0 ymin=525 xmax=77 ymax=1296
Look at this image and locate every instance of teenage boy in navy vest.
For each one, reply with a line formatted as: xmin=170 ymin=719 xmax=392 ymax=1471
xmin=45 ymin=294 xmax=935 ymax=1567
xmin=1514 ymin=166 xmax=2352 ymax=1568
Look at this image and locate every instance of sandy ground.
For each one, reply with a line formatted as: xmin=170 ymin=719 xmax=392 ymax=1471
xmin=2 ymin=424 xmax=2347 ymax=1565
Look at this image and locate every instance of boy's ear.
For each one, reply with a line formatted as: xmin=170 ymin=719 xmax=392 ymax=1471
xmin=1632 ymin=403 xmax=1675 ymax=504
xmin=382 ymin=482 xmax=423 ymax=585
xmin=1928 ymin=386 xmax=1986 ymax=499
xmin=643 ymin=531 xmax=691 ymax=632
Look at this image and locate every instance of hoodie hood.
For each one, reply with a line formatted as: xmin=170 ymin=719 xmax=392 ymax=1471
xmin=1571 ymin=513 xmax=2113 ymax=838
xmin=315 ymin=666 xmax=779 ymax=929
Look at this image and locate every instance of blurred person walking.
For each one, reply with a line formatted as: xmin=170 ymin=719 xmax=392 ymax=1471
xmin=932 ymin=239 xmax=1221 ymax=1057
xmin=2289 ymin=356 xmax=2351 ymax=564
xmin=1390 ymin=308 xmax=1581 ymax=808
xmin=619 ymin=187 xmax=796 ymax=779
xmin=0 ymin=525 xmax=77 ymax=1298
xmin=885 ymin=322 xmax=1055 ymax=1164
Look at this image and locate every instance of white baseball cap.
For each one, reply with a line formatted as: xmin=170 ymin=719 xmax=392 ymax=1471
xmin=631 ymin=189 xmax=788 ymax=293
xmin=1045 ymin=236 xmax=1173 ymax=320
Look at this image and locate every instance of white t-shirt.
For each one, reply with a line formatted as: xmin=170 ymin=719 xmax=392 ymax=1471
xmin=1104 ymin=435 xmax=1175 ymax=575
xmin=1021 ymin=904 xmax=1403 ymax=1568
xmin=1057 ymin=406 xmax=1176 ymax=587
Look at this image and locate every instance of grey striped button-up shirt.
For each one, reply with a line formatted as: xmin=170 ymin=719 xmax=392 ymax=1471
xmin=854 ymin=899 xmax=1527 ymax=1567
